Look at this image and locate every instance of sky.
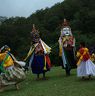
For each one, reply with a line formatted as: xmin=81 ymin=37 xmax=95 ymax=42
xmin=0 ymin=0 xmax=63 ymax=17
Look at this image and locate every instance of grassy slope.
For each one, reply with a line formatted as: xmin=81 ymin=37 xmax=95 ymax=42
xmin=1 ymin=67 xmax=95 ymax=96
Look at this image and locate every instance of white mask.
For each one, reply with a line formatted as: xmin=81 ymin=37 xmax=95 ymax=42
xmin=61 ymin=27 xmax=72 ymax=36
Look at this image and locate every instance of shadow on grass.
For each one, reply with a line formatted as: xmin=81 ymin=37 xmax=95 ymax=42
xmin=77 ymin=77 xmax=95 ymax=82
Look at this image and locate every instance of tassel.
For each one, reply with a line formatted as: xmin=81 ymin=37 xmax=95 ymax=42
xmin=59 ymin=44 xmax=62 ymax=56
xmin=43 ymin=55 xmax=47 ymax=71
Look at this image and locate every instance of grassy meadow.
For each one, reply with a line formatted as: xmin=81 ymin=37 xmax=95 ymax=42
xmin=1 ymin=67 xmax=95 ymax=96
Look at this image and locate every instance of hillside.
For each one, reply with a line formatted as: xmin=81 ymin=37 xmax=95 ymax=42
xmin=0 ymin=0 xmax=95 ymax=64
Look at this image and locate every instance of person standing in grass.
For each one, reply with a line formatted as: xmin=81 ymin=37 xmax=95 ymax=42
xmin=24 ymin=24 xmax=51 ymax=80
xmin=89 ymin=46 xmax=95 ymax=63
xmin=90 ymin=53 xmax=95 ymax=63
xmin=0 ymin=45 xmax=26 ymax=92
xmin=58 ymin=19 xmax=76 ymax=76
xmin=76 ymin=42 xmax=95 ymax=79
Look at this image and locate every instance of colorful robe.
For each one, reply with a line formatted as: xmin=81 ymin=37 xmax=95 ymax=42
xmin=25 ymin=39 xmax=51 ymax=74
xmin=76 ymin=47 xmax=95 ymax=77
xmin=59 ymin=35 xmax=76 ymax=68
xmin=0 ymin=51 xmax=25 ymax=86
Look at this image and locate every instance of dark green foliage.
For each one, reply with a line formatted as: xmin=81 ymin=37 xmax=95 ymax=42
xmin=0 ymin=0 xmax=95 ymax=64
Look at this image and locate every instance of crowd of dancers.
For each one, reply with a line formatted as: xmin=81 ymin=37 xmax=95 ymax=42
xmin=0 ymin=19 xmax=95 ymax=92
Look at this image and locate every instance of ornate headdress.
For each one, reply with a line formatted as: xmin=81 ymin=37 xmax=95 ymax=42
xmin=32 ymin=24 xmax=38 ymax=33
xmin=0 ymin=45 xmax=10 ymax=52
xmin=30 ymin=24 xmax=40 ymax=44
xmin=62 ymin=18 xmax=69 ymax=27
xmin=61 ymin=19 xmax=72 ymax=36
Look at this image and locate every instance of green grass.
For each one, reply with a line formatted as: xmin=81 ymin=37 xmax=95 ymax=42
xmin=1 ymin=67 xmax=95 ymax=96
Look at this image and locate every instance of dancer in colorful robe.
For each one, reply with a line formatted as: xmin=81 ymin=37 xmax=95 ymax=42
xmin=89 ymin=46 xmax=95 ymax=63
xmin=90 ymin=53 xmax=95 ymax=62
xmin=0 ymin=45 xmax=26 ymax=92
xmin=24 ymin=24 xmax=51 ymax=80
xmin=76 ymin=42 xmax=95 ymax=79
xmin=58 ymin=19 xmax=76 ymax=76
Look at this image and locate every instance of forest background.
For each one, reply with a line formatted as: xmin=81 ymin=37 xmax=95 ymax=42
xmin=0 ymin=0 xmax=95 ymax=65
